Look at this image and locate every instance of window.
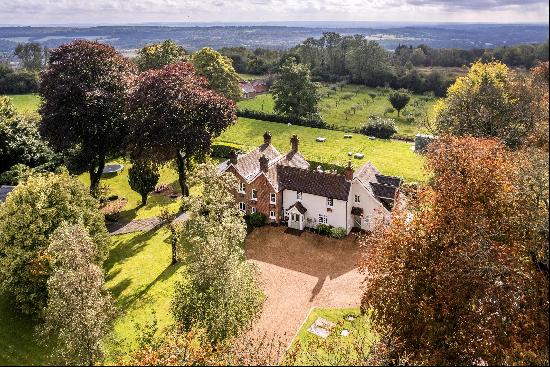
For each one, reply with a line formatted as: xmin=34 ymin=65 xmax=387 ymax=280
xmin=318 ymin=214 xmax=328 ymax=224
xmin=326 ymin=197 xmax=333 ymax=207
xmin=354 ymin=195 xmax=360 ymax=203
xmin=292 ymin=213 xmax=301 ymax=222
xmin=270 ymin=210 xmax=276 ymax=219
xmin=251 ymin=189 xmax=257 ymax=200
xmin=364 ymin=216 xmax=369 ymax=225
xmin=239 ymin=182 xmax=245 ymax=193
xmin=283 ymin=209 xmax=288 ymax=220
xmin=239 ymin=202 xmax=246 ymax=212
xmin=251 ymin=207 xmax=257 ymax=213
xmin=297 ymin=191 xmax=302 ymax=200
xmin=270 ymin=192 xmax=276 ymax=204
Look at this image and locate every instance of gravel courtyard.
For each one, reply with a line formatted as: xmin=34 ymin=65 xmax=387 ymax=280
xmin=245 ymin=225 xmax=364 ymax=348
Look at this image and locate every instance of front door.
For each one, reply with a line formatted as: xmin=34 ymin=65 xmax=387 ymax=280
xmin=289 ymin=213 xmax=302 ymax=230
xmin=353 ymin=215 xmax=362 ymax=229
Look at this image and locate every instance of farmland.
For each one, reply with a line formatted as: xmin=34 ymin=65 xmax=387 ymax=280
xmin=238 ymin=84 xmax=437 ymax=139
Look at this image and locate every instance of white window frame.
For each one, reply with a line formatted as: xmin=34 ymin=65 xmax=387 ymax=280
xmin=239 ymin=182 xmax=245 ymax=193
xmin=270 ymin=192 xmax=276 ymax=204
xmin=239 ymin=202 xmax=246 ymax=212
xmin=269 ymin=210 xmax=276 ymax=219
xmin=297 ymin=191 xmax=302 ymax=200
xmin=354 ymin=194 xmax=360 ymax=203
xmin=251 ymin=189 xmax=258 ymax=200
xmin=283 ymin=209 xmax=288 ymax=220
xmin=251 ymin=207 xmax=257 ymax=213
xmin=326 ymin=197 xmax=333 ymax=207
xmin=318 ymin=214 xmax=328 ymax=224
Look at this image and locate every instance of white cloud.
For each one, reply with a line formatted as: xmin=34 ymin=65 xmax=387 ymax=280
xmin=0 ymin=0 xmax=548 ymax=24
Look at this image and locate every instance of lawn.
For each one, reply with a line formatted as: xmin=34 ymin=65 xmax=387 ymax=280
xmin=78 ymin=159 xmax=182 ymax=222
xmin=0 ymin=226 xmax=186 ymax=365
xmin=285 ymin=307 xmax=375 ymax=366
xmin=5 ymin=94 xmax=41 ymax=115
xmin=216 ymin=118 xmax=426 ymax=182
xmin=237 ymin=84 xmax=438 ymax=139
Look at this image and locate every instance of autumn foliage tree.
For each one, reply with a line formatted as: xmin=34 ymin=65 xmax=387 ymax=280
xmin=126 ymin=62 xmax=236 ymax=196
xmin=191 ymin=47 xmax=242 ymax=101
xmin=434 ymin=61 xmax=537 ymax=149
xmin=39 ymin=40 xmax=136 ymax=195
xmin=360 ymin=135 xmax=549 ymax=365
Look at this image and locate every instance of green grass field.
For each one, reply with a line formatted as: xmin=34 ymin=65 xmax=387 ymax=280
xmin=216 ymin=118 xmax=426 ymax=182
xmin=238 ymin=84 xmax=437 ymax=139
xmin=78 ymin=159 xmax=182 ymax=222
xmin=286 ymin=307 xmax=375 ymax=365
xmin=5 ymin=94 xmax=41 ymax=115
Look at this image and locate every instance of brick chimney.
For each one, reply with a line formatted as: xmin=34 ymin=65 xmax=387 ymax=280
xmin=345 ymin=161 xmax=354 ymax=182
xmin=290 ymin=134 xmax=299 ymax=152
xmin=229 ymin=150 xmax=238 ymax=165
xmin=263 ymin=131 xmax=272 ymax=145
xmin=259 ymin=154 xmax=269 ymax=172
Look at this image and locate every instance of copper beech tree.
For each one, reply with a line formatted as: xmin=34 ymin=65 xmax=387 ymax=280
xmin=126 ymin=62 xmax=236 ymax=196
xmin=39 ymin=40 xmax=136 ymax=195
xmin=360 ymin=135 xmax=549 ymax=366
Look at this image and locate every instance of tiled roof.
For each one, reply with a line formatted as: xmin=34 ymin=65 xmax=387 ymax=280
xmin=0 ymin=185 xmax=15 ymax=203
xmin=375 ymin=174 xmax=402 ymax=187
xmin=232 ymin=143 xmax=281 ymax=181
xmin=288 ymin=201 xmax=307 ymax=214
xmin=278 ymin=165 xmax=351 ymax=201
xmin=355 ymin=162 xmax=401 ymax=210
xmin=370 ymin=182 xmax=398 ymax=199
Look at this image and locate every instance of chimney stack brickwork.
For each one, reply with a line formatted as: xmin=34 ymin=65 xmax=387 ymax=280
xmin=259 ymin=154 xmax=269 ymax=172
xmin=291 ymin=134 xmax=299 ymax=152
xmin=263 ymin=131 xmax=272 ymax=145
xmin=345 ymin=160 xmax=354 ymax=181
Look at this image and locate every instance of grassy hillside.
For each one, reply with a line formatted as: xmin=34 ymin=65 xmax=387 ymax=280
xmin=238 ymin=84 xmax=437 ymax=139
xmin=216 ymin=118 xmax=426 ymax=182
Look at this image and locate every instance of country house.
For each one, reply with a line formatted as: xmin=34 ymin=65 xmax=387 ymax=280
xmin=219 ymin=132 xmax=402 ymax=234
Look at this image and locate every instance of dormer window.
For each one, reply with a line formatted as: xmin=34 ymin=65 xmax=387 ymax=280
xmin=251 ymin=189 xmax=258 ymax=200
xmin=297 ymin=191 xmax=302 ymax=200
xmin=270 ymin=192 xmax=276 ymax=204
xmin=327 ymin=198 xmax=333 ymax=207
xmin=239 ymin=182 xmax=245 ymax=193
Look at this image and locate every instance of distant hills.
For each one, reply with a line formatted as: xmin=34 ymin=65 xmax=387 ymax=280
xmin=0 ymin=23 xmax=548 ymax=54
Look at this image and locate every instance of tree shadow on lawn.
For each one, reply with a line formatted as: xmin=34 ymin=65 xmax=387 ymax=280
xmin=114 ymin=262 xmax=182 ymax=311
xmin=246 ymin=226 xmax=361 ymax=302
xmin=105 ymin=229 xmax=162 ymax=272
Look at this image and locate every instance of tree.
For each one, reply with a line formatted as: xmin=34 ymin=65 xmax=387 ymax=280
xmin=39 ymin=40 xmax=136 ymax=195
xmin=39 ymin=223 xmax=115 ymax=365
xmin=14 ymin=42 xmax=47 ymax=70
xmin=434 ymin=61 xmax=536 ymax=149
xmin=271 ymin=57 xmax=320 ymax=118
xmin=171 ymin=162 xmax=264 ymax=343
xmin=126 ymin=62 xmax=236 ymax=197
xmin=191 ymin=47 xmax=242 ymax=101
xmin=0 ymin=172 xmax=109 ymax=315
xmin=345 ymin=39 xmax=393 ymax=86
xmin=128 ymin=161 xmax=160 ymax=206
xmin=0 ymin=96 xmax=57 ymax=174
xmin=135 ymin=39 xmax=187 ymax=71
xmin=360 ymin=136 xmax=549 ymax=365
xmin=387 ymin=89 xmax=411 ymax=117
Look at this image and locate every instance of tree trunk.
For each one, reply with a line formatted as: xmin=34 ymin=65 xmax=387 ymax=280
xmin=171 ymin=237 xmax=177 ymax=265
xmin=175 ymin=150 xmax=190 ymax=197
xmin=141 ymin=193 xmax=147 ymax=207
xmin=89 ymin=155 xmax=105 ymax=197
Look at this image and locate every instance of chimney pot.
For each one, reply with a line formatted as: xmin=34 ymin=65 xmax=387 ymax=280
xmin=259 ymin=154 xmax=269 ymax=172
xmin=345 ymin=160 xmax=354 ymax=181
xmin=263 ymin=131 xmax=272 ymax=145
xmin=290 ymin=134 xmax=299 ymax=152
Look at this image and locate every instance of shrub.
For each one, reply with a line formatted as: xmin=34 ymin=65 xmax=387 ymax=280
xmin=359 ymin=116 xmax=397 ymax=139
xmin=315 ymin=224 xmax=333 ymax=236
xmin=0 ymin=163 xmax=32 ymax=185
xmin=247 ymin=212 xmax=267 ymax=228
xmin=330 ymin=227 xmax=347 ymax=239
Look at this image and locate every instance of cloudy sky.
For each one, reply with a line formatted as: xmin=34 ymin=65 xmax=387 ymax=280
xmin=0 ymin=0 xmax=548 ymax=25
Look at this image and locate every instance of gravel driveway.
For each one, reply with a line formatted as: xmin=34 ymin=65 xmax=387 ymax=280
xmin=245 ymin=226 xmax=364 ymax=349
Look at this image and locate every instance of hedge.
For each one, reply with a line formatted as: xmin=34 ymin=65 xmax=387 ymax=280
xmin=238 ymin=109 xmax=328 ymax=129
